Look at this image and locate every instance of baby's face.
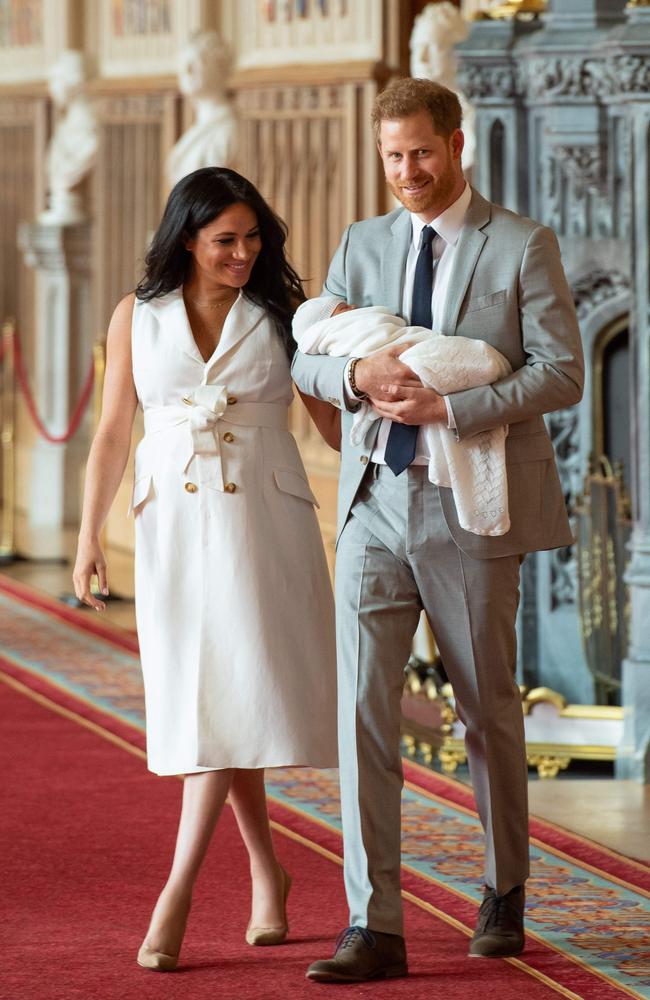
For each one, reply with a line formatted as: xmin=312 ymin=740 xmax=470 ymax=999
xmin=332 ymin=302 xmax=357 ymax=317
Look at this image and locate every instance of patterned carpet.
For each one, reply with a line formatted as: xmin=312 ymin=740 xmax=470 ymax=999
xmin=2 ymin=572 xmax=649 ymax=1000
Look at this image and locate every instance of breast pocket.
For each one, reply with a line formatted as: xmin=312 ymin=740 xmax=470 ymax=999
xmin=463 ymin=289 xmax=508 ymax=314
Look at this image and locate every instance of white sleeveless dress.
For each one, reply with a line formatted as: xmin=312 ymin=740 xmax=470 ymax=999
xmin=130 ymin=289 xmax=338 ymax=776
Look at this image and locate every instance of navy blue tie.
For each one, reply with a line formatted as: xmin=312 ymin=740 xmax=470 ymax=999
xmin=384 ymin=225 xmax=436 ymax=476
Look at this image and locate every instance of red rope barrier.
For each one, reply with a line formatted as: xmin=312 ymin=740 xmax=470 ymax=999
xmin=6 ymin=325 xmax=95 ymax=445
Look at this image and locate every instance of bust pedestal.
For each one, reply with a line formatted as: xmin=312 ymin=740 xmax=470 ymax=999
xmin=17 ymin=221 xmax=93 ymax=555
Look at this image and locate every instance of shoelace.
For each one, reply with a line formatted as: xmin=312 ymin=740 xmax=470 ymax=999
xmin=334 ymin=926 xmax=376 ymax=954
xmin=479 ymin=891 xmax=518 ymax=932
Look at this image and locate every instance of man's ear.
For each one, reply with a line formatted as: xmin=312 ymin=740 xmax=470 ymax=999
xmin=451 ymin=128 xmax=465 ymax=161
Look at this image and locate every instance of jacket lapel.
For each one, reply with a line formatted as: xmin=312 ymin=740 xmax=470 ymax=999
xmin=440 ymin=188 xmax=491 ymax=335
xmin=381 ymin=210 xmax=411 ymax=317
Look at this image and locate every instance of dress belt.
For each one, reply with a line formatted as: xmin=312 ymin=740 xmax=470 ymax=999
xmin=141 ymin=386 xmax=288 ymax=490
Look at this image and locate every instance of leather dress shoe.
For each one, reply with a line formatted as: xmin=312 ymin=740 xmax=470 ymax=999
xmin=469 ymin=884 xmax=525 ymax=958
xmin=306 ymin=926 xmax=408 ymax=983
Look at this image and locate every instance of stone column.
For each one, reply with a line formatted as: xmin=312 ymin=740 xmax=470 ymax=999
xmin=602 ymin=1 xmax=650 ymax=781
xmin=17 ymin=221 xmax=93 ymax=555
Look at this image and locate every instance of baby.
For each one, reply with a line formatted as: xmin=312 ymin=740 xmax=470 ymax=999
xmin=292 ymin=295 xmax=512 ymax=537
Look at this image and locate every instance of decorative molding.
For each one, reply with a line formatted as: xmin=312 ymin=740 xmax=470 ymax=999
xmin=518 ymin=56 xmax=601 ymax=100
xmin=555 ymin=145 xmax=602 ymax=197
xmin=456 ymin=62 xmax=517 ymax=100
xmin=546 ymin=406 xmax=581 ymax=612
xmin=93 ymin=92 xmax=168 ymax=121
xmin=571 ymin=269 xmax=631 ymax=322
xmin=610 ymin=54 xmax=650 ymax=95
xmin=231 ymin=60 xmax=390 ymax=89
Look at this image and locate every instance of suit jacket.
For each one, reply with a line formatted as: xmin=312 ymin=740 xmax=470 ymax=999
xmin=291 ymin=187 xmax=584 ymax=558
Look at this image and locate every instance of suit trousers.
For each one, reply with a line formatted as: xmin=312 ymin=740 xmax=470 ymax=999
xmin=335 ymin=463 xmax=530 ymax=936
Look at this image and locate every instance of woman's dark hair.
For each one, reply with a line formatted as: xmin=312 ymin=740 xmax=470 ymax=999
xmin=135 ymin=167 xmax=304 ymax=358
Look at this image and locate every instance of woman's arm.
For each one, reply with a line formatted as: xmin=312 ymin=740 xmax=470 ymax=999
xmin=298 ymin=391 xmax=341 ymax=452
xmin=72 ymin=293 xmax=138 ymax=610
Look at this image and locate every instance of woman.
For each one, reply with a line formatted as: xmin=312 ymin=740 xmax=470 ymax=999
xmin=73 ymin=167 xmax=340 ymax=971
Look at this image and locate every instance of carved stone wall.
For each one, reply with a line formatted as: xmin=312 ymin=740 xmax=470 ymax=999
xmin=457 ymin=0 xmax=650 ymax=780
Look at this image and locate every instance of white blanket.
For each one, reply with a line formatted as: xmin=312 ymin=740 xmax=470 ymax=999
xmin=293 ymin=299 xmax=512 ymax=537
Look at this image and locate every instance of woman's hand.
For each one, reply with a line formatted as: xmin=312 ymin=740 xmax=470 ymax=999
xmin=73 ymin=536 xmax=109 ymax=611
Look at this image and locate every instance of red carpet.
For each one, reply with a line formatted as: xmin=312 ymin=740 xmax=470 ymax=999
xmin=2 ymin=674 xmax=567 ymax=1000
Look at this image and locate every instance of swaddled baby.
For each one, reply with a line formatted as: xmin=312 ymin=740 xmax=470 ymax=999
xmin=292 ymin=296 xmax=513 ymax=537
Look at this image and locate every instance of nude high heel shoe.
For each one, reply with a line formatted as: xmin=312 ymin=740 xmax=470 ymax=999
xmin=137 ymin=891 xmax=190 ymax=971
xmin=136 ymin=942 xmax=179 ymax=971
xmin=246 ymin=865 xmax=292 ymax=946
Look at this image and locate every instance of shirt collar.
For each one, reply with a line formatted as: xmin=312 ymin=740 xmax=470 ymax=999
xmin=410 ymin=181 xmax=471 ymax=249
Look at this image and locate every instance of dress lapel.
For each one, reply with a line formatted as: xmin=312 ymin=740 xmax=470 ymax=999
xmin=440 ymin=188 xmax=491 ymax=335
xmin=205 ymin=293 xmax=265 ymax=376
xmin=152 ymin=289 xmax=204 ymax=365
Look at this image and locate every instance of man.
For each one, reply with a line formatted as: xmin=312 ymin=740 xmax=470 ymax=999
xmin=292 ymin=78 xmax=583 ymax=983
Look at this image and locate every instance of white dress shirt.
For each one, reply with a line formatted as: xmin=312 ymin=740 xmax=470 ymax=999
xmin=364 ymin=182 xmax=472 ymax=464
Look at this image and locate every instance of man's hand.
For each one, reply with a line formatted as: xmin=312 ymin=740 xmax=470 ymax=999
xmin=354 ymin=343 xmax=422 ymax=400
xmin=369 ymin=384 xmax=448 ymax=425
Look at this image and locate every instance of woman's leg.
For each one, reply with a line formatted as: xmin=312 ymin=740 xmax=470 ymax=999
xmin=143 ymin=768 xmax=233 ymax=955
xmin=229 ymin=769 xmax=287 ymax=928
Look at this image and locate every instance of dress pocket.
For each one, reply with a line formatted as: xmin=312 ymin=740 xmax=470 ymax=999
xmin=273 ymin=468 xmax=320 ymax=508
xmin=128 ymin=473 xmax=155 ymax=516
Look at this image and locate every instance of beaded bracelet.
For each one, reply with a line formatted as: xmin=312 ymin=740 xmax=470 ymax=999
xmin=348 ymin=357 xmax=368 ymax=400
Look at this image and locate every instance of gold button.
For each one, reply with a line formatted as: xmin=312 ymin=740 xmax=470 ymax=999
xmin=360 ymin=455 xmax=369 ymax=465
xmin=227 ymin=395 xmax=237 ymax=406
xmin=184 ymin=482 xmax=198 ymax=493
xmin=224 ymin=482 xmax=237 ymax=494
xmin=182 ymin=396 xmax=192 ymax=405
xmin=223 ymin=432 xmax=235 ymax=443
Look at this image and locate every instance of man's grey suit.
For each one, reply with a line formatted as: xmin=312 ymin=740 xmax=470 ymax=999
xmin=292 ymin=188 xmax=584 ymax=936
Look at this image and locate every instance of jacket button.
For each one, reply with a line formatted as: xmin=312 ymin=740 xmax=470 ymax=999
xmin=185 ymin=482 xmax=198 ymax=493
xmin=182 ymin=396 xmax=192 ymax=405
xmin=224 ymin=482 xmax=237 ymax=494
xmin=360 ymin=455 xmax=369 ymax=465
xmin=227 ymin=395 xmax=238 ymax=405
xmin=223 ymin=432 xmax=235 ymax=443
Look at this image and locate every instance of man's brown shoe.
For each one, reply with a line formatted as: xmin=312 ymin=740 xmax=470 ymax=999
xmin=306 ymin=926 xmax=408 ymax=983
xmin=469 ymin=885 xmax=525 ymax=958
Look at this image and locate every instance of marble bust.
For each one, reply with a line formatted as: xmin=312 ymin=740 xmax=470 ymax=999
xmin=39 ymin=50 xmax=98 ymax=226
xmin=410 ymin=2 xmax=476 ymax=173
xmin=167 ymin=30 xmax=238 ymax=189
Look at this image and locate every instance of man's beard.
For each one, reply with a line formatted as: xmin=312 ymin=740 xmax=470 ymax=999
xmin=389 ymin=166 xmax=457 ymax=216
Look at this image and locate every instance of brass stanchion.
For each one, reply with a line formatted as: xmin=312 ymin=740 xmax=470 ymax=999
xmin=0 ymin=318 xmax=16 ymax=563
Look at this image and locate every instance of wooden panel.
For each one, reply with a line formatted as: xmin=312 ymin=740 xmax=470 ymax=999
xmin=93 ymin=91 xmax=176 ymax=330
xmin=0 ymin=96 xmax=43 ymax=334
xmin=234 ymin=74 xmax=387 ymax=556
